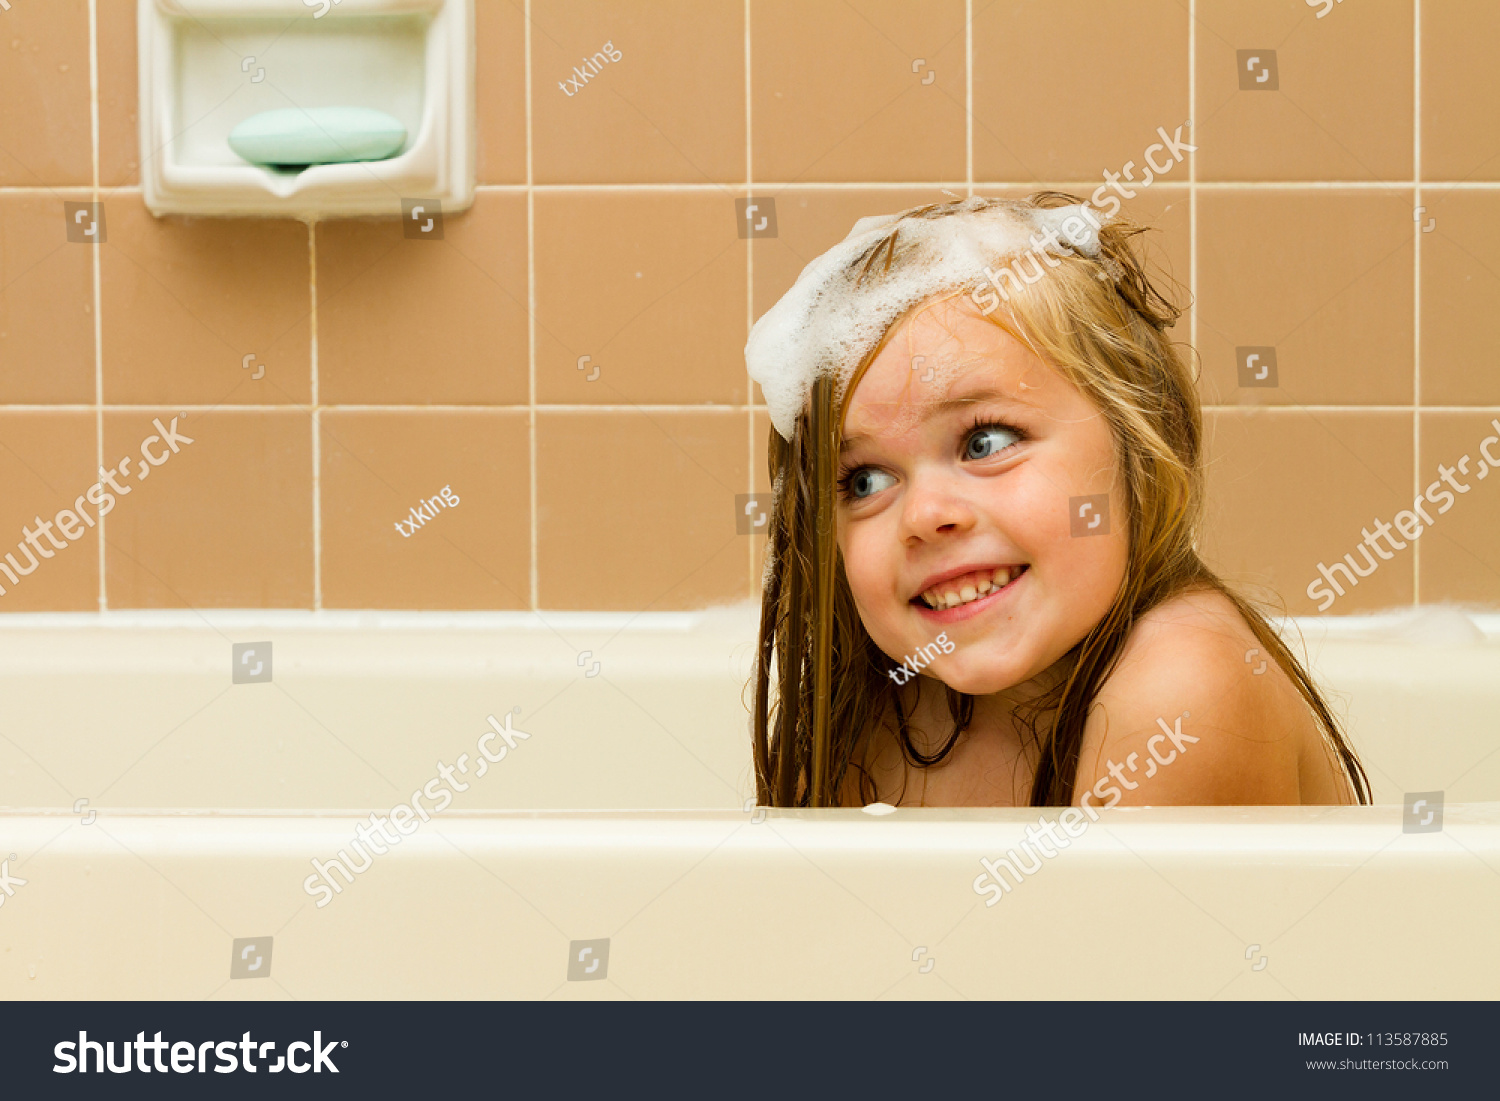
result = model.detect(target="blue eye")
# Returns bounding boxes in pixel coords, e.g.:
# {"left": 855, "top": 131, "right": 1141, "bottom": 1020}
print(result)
{"left": 964, "top": 421, "right": 1022, "bottom": 460}
{"left": 838, "top": 466, "right": 896, "bottom": 500}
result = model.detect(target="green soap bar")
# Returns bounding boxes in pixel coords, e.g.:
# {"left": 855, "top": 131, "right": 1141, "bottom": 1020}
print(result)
{"left": 228, "top": 107, "right": 407, "bottom": 167}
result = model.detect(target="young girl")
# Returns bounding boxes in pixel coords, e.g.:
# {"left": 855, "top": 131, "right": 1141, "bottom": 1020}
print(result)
{"left": 744, "top": 193, "right": 1370, "bottom": 809}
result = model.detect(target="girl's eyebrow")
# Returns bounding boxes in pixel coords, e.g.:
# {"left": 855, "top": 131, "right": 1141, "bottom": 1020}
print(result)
{"left": 840, "top": 387, "right": 1025, "bottom": 452}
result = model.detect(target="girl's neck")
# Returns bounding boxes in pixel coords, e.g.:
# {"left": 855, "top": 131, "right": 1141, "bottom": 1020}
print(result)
{"left": 900, "top": 648, "right": 1078, "bottom": 759}
{"left": 972, "top": 647, "right": 1079, "bottom": 733}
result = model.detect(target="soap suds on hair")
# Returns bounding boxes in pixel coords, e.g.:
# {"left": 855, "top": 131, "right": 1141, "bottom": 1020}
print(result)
{"left": 745, "top": 196, "right": 1109, "bottom": 441}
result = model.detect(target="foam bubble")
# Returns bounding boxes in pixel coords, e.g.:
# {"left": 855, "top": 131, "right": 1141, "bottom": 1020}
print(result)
{"left": 745, "top": 196, "right": 1109, "bottom": 441}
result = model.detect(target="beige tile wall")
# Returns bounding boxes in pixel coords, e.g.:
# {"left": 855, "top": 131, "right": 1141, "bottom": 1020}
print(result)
{"left": 0, "top": 0, "right": 1496, "bottom": 613}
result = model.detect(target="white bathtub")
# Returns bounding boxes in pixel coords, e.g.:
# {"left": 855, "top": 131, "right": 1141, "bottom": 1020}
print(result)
{"left": 1, "top": 604, "right": 1497, "bottom": 998}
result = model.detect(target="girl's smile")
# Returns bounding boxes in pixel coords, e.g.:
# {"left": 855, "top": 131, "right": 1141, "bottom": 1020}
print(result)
{"left": 909, "top": 562, "right": 1030, "bottom": 621}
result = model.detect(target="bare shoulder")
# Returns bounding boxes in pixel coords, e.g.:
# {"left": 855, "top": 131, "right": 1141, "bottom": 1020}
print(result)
{"left": 1075, "top": 585, "right": 1311, "bottom": 806}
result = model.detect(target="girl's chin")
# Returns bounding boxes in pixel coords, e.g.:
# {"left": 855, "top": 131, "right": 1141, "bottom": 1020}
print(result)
{"left": 936, "top": 671, "right": 1023, "bottom": 697}
{"left": 898, "top": 660, "right": 1024, "bottom": 698}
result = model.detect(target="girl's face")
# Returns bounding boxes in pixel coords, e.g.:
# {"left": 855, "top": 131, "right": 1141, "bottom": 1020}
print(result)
{"left": 835, "top": 294, "right": 1128, "bottom": 697}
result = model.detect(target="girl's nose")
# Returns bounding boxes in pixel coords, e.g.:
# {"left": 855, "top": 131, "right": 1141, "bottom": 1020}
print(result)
{"left": 899, "top": 467, "right": 977, "bottom": 543}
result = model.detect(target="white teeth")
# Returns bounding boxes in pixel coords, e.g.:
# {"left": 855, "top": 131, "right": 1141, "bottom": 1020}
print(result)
{"left": 917, "top": 567, "right": 1024, "bottom": 610}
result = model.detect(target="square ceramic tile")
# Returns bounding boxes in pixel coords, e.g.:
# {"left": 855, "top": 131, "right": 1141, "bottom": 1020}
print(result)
{"left": 1194, "top": 0, "right": 1413, "bottom": 182}
{"left": 97, "top": 0, "right": 140, "bottom": 189}
{"left": 1417, "top": 189, "right": 1500, "bottom": 406}
{"left": 1196, "top": 189, "right": 1413, "bottom": 406}
{"left": 533, "top": 0, "right": 745, "bottom": 184}
{"left": 1202, "top": 408, "right": 1414, "bottom": 614}
{"left": 751, "top": 0, "right": 966, "bottom": 184}
{"left": 475, "top": 0, "right": 528, "bottom": 185}
{"left": 317, "top": 191, "right": 528, "bottom": 405}
{"left": 319, "top": 410, "right": 530, "bottom": 609}
{"left": 0, "top": 0, "right": 93, "bottom": 186}
{"left": 973, "top": 0, "right": 1189, "bottom": 185}
{"left": 0, "top": 193, "right": 96, "bottom": 403}
{"left": 536, "top": 410, "right": 747, "bottom": 609}
{"left": 1416, "top": 412, "right": 1500, "bottom": 604}
{"left": 100, "top": 195, "right": 311, "bottom": 405}
{"left": 1421, "top": 0, "right": 1500, "bottom": 182}
{"left": 534, "top": 191, "right": 746, "bottom": 405}
{"left": 102, "top": 409, "right": 313, "bottom": 608}
{"left": 0, "top": 412, "right": 99, "bottom": 611}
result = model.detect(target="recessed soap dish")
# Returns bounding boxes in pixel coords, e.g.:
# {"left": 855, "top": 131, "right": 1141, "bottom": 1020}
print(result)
{"left": 138, "top": 0, "right": 474, "bottom": 218}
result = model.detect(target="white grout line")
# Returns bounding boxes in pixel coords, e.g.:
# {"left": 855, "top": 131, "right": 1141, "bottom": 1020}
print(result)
{"left": 1189, "top": 0, "right": 1197, "bottom": 410}
{"left": 1413, "top": 0, "right": 1423, "bottom": 606}
{"left": 88, "top": 0, "right": 106, "bottom": 611}
{"left": 0, "top": 404, "right": 779, "bottom": 413}
{"left": 525, "top": 0, "right": 538, "bottom": 611}
{"left": 965, "top": 0, "right": 973, "bottom": 197}
{"left": 0, "top": 608, "right": 738, "bottom": 631}
{"left": 309, "top": 220, "right": 322, "bottom": 611}
{"left": 411, "top": 180, "right": 1500, "bottom": 191}
{"left": 745, "top": 0, "right": 755, "bottom": 599}
{"left": 16, "top": 179, "right": 1500, "bottom": 196}
{"left": 3, "top": 403, "right": 1496, "bottom": 414}
{"left": 1188, "top": 180, "right": 1426, "bottom": 190}
{"left": 1201, "top": 405, "right": 1500, "bottom": 413}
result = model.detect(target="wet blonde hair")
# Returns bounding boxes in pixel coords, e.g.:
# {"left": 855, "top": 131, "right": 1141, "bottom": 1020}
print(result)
{"left": 750, "top": 192, "right": 1370, "bottom": 808}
